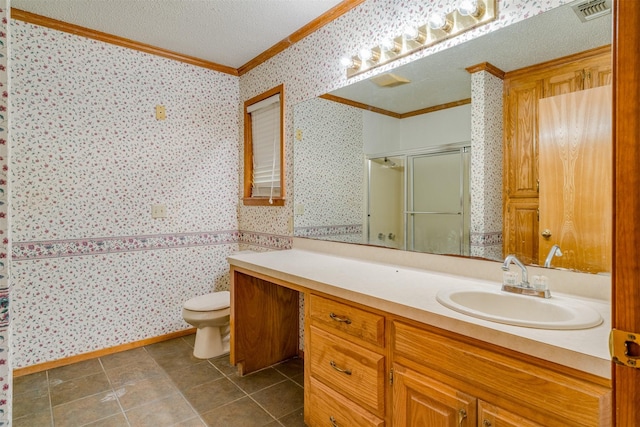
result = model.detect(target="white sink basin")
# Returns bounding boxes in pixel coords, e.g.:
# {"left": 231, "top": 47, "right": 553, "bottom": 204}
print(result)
{"left": 436, "top": 287, "right": 603, "bottom": 330}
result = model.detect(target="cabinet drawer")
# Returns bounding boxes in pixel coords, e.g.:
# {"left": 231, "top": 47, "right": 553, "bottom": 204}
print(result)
{"left": 309, "top": 325, "right": 385, "bottom": 416}
{"left": 309, "top": 294, "right": 385, "bottom": 347}
{"left": 478, "top": 401, "right": 544, "bottom": 427}
{"left": 307, "top": 377, "right": 384, "bottom": 427}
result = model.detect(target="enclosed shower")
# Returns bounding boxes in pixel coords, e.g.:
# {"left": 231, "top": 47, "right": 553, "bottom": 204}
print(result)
{"left": 367, "top": 145, "right": 470, "bottom": 255}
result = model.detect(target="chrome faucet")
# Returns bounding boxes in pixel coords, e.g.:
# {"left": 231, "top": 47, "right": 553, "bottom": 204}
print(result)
{"left": 501, "top": 254, "right": 551, "bottom": 298}
{"left": 502, "top": 254, "right": 529, "bottom": 286}
{"left": 543, "top": 244, "right": 563, "bottom": 268}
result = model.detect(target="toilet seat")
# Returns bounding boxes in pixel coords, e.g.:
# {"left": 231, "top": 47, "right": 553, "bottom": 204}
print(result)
{"left": 183, "top": 291, "right": 230, "bottom": 312}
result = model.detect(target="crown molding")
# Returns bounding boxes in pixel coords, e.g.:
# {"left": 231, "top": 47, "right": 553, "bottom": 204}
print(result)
{"left": 237, "top": 0, "right": 367, "bottom": 76}
{"left": 12, "top": 0, "right": 366, "bottom": 77}
{"left": 11, "top": 8, "right": 239, "bottom": 76}
{"left": 320, "top": 94, "right": 471, "bottom": 119}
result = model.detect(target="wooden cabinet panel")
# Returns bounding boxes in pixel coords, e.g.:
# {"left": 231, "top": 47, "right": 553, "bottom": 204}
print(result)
{"left": 503, "top": 199, "right": 538, "bottom": 263}
{"left": 393, "top": 321, "right": 611, "bottom": 427}
{"left": 392, "top": 363, "right": 477, "bottom": 427}
{"left": 478, "top": 401, "right": 544, "bottom": 427}
{"left": 587, "top": 65, "right": 612, "bottom": 88}
{"left": 309, "top": 294, "right": 385, "bottom": 347}
{"left": 542, "top": 48, "right": 612, "bottom": 96}
{"left": 230, "top": 271, "right": 299, "bottom": 375}
{"left": 544, "top": 68, "right": 584, "bottom": 96}
{"left": 504, "top": 78, "right": 543, "bottom": 198}
{"left": 307, "top": 376, "right": 384, "bottom": 427}
{"left": 585, "top": 52, "right": 612, "bottom": 89}
{"left": 309, "top": 325, "right": 386, "bottom": 416}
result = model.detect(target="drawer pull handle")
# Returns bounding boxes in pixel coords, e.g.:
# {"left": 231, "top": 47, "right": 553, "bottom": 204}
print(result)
{"left": 329, "top": 415, "right": 339, "bottom": 427}
{"left": 330, "top": 360, "right": 352, "bottom": 375}
{"left": 329, "top": 312, "right": 352, "bottom": 324}
{"left": 458, "top": 409, "right": 467, "bottom": 427}
{"left": 483, "top": 420, "right": 492, "bottom": 427}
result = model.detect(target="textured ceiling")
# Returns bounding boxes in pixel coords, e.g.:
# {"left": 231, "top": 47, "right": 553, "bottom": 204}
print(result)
{"left": 11, "top": 0, "right": 345, "bottom": 69}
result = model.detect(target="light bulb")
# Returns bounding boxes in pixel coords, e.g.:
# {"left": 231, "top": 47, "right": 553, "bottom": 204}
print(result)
{"left": 458, "top": 0, "right": 484, "bottom": 18}
{"left": 340, "top": 56, "right": 360, "bottom": 70}
{"left": 403, "top": 26, "right": 420, "bottom": 41}
{"left": 428, "top": 12, "right": 452, "bottom": 32}
{"left": 359, "top": 48, "right": 373, "bottom": 62}
{"left": 381, "top": 38, "right": 401, "bottom": 54}
{"left": 340, "top": 57, "right": 353, "bottom": 67}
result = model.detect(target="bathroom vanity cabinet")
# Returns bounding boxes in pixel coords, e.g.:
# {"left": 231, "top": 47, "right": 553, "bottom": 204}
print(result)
{"left": 228, "top": 251, "right": 611, "bottom": 427}
{"left": 392, "top": 321, "right": 610, "bottom": 427}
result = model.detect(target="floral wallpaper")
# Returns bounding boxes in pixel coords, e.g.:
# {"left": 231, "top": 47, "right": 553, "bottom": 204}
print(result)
{"left": 0, "top": 2, "right": 9, "bottom": 424}
{"left": 9, "top": 19, "right": 240, "bottom": 368}
{"left": 470, "top": 70, "right": 504, "bottom": 261}
{"left": 293, "top": 97, "right": 364, "bottom": 240}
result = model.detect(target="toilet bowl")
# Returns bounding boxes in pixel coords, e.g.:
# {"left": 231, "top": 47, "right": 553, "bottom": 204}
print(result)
{"left": 182, "top": 291, "right": 230, "bottom": 359}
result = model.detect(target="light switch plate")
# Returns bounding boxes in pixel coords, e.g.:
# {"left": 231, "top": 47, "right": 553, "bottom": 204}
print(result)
{"left": 155, "top": 105, "right": 166, "bottom": 120}
{"left": 151, "top": 204, "right": 167, "bottom": 218}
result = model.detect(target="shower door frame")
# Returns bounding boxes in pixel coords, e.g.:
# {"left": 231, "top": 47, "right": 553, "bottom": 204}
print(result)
{"left": 405, "top": 144, "right": 470, "bottom": 256}
{"left": 367, "top": 142, "right": 470, "bottom": 254}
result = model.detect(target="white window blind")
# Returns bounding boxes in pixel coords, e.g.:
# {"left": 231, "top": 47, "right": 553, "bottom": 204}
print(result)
{"left": 249, "top": 94, "right": 281, "bottom": 200}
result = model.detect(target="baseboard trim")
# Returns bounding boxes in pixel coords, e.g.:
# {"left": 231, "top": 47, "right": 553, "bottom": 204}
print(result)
{"left": 13, "top": 328, "right": 197, "bottom": 377}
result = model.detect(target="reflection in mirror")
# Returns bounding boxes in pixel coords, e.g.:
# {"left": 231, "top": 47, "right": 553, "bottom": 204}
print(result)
{"left": 293, "top": 3, "right": 612, "bottom": 273}
{"left": 368, "top": 156, "right": 405, "bottom": 250}
{"left": 368, "top": 146, "right": 471, "bottom": 256}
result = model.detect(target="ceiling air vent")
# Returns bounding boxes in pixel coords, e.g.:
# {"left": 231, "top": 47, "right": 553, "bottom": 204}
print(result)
{"left": 370, "top": 73, "right": 411, "bottom": 88}
{"left": 571, "top": 0, "right": 612, "bottom": 23}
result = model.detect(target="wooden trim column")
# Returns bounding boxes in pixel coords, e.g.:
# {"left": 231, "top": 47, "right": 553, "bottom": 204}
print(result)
{"left": 612, "top": 0, "right": 640, "bottom": 425}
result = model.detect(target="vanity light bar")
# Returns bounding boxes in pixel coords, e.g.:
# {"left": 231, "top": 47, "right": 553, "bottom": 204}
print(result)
{"left": 342, "top": 0, "right": 496, "bottom": 78}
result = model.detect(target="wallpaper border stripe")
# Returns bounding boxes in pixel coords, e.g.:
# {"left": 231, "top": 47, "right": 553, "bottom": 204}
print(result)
{"left": 12, "top": 231, "right": 294, "bottom": 260}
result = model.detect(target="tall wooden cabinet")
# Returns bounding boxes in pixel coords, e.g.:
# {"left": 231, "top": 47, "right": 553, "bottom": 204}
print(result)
{"left": 503, "top": 46, "right": 612, "bottom": 266}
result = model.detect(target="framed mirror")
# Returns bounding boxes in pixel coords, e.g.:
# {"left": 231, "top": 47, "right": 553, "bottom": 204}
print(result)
{"left": 293, "top": 2, "right": 612, "bottom": 273}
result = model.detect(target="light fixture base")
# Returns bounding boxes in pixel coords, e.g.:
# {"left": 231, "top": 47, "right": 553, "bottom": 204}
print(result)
{"left": 346, "top": 0, "right": 496, "bottom": 78}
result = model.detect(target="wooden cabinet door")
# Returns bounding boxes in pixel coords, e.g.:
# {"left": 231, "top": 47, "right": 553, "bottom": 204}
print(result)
{"left": 543, "top": 50, "right": 612, "bottom": 96}
{"left": 503, "top": 199, "right": 538, "bottom": 263}
{"left": 544, "top": 68, "right": 584, "bottom": 96}
{"left": 538, "top": 85, "right": 612, "bottom": 273}
{"left": 585, "top": 52, "right": 612, "bottom": 89}
{"left": 478, "top": 401, "right": 544, "bottom": 427}
{"left": 504, "top": 78, "right": 543, "bottom": 199}
{"left": 392, "top": 364, "right": 476, "bottom": 427}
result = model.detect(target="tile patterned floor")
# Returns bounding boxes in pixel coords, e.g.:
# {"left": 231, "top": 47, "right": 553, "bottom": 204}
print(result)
{"left": 13, "top": 334, "right": 305, "bottom": 427}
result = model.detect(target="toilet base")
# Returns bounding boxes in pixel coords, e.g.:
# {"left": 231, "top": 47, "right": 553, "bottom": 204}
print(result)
{"left": 193, "top": 325, "right": 230, "bottom": 359}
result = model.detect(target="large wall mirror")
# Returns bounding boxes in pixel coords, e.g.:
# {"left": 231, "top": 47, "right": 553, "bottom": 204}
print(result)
{"left": 293, "top": 2, "right": 612, "bottom": 274}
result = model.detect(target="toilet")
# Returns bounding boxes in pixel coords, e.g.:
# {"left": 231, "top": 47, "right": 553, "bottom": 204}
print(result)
{"left": 182, "top": 291, "right": 230, "bottom": 359}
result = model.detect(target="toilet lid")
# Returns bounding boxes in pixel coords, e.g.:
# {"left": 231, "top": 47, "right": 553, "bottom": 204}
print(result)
{"left": 183, "top": 291, "right": 230, "bottom": 311}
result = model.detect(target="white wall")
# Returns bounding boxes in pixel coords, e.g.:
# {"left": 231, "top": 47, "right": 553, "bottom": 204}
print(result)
{"left": 364, "top": 104, "right": 471, "bottom": 156}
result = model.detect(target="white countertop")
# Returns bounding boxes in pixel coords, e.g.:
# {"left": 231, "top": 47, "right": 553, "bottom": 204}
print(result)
{"left": 227, "top": 248, "right": 611, "bottom": 379}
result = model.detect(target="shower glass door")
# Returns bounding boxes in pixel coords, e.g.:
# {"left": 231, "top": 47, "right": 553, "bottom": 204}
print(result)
{"left": 367, "top": 156, "right": 405, "bottom": 249}
{"left": 406, "top": 148, "right": 470, "bottom": 255}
